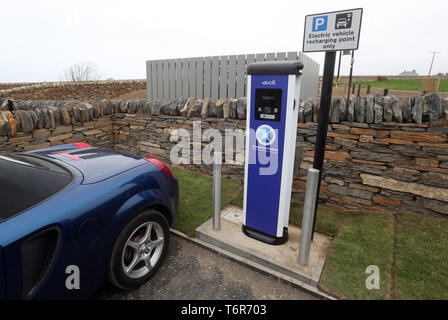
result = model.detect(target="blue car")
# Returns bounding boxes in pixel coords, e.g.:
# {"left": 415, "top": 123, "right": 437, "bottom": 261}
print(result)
{"left": 0, "top": 143, "right": 179, "bottom": 299}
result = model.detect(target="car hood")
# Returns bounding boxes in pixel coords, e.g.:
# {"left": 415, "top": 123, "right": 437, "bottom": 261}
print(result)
{"left": 25, "top": 147, "right": 147, "bottom": 184}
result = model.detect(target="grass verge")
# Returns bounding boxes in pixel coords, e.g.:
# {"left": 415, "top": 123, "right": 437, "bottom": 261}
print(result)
{"left": 353, "top": 79, "right": 448, "bottom": 92}
{"left": 319, "top": 211, "right": 394, "bottom": 299}
{"left": 171, "top": 166, "right": 448, "bottom": 299}
{"left": 171, "top": 166, "right": 242, "bottom": 236}
{"left": 392, "top": 212, "right": 448, "bottom": 299}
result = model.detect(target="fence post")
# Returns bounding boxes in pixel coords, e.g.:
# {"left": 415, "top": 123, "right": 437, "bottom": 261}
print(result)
{"left": 357, "top": 84, "right": 361, "bottom": 98}
{"left": 212, "top": 152, "right": 222, "bottom": 230}
{"left": 384, "top": 88, "right": 389, "bottom": 96}
{"left": 367, "top": 84, "right": 371, "bottom": 95}
{"left": 299, "top": 168, "right": 320, "bottom": 266}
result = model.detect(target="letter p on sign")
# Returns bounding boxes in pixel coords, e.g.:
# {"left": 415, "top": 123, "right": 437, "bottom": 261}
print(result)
{"left": 312, "top": 16, "right": 328, "bottom": 32}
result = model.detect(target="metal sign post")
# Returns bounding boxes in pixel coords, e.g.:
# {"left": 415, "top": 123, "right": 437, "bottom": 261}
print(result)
{"left": 300, "top": 9, "right": 363, "bottom": 259}
{"left": 212, "top": 152, "right": 222, "bottom": 230}
{"left": 346, "top": 50, "right": 355, "bottom": 108}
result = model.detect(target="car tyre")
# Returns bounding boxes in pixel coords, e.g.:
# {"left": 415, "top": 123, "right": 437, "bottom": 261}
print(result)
{"left": 108, "top": 209, "right": 170, "bottom": 290}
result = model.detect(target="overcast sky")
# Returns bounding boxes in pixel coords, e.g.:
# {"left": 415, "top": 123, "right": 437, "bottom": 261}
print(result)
{"left": 1, "top": 0, "right": 447, "bottom": 82}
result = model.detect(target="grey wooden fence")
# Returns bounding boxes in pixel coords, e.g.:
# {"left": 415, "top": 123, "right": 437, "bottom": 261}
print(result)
{"left": 146, "top": 52, "right": 320, "bottom": 102}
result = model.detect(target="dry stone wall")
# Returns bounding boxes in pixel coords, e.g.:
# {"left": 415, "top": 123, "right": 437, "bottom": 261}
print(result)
{"left": 1, "top": 94, "right": 448, "bottom": 218}
{"left": 0, "top": 80, "right": 145, "bottom": 101}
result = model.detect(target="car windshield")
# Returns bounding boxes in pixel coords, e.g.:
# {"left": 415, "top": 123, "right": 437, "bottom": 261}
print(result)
{"left": 0, "top": 154, "right": 73, "bottom": 221}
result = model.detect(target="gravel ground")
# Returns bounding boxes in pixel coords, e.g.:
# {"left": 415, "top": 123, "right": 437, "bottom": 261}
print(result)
{"left": 94, "top": 234, "right": 317, "bottom": 300}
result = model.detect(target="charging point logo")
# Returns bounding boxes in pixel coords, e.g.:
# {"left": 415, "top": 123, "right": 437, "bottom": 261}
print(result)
{"left": 256, "top": 125, "right": 276, "bottom": 146}
{"left": 312, "top": 15, "right": 328, "bottom": 32}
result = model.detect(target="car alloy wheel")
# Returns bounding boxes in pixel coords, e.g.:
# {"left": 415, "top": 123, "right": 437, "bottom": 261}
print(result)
{"left": 108, "top": 210, "right": 170, "bottom": 290}
{"left": 121, "top": 221, "right": 164, "bottom": 279}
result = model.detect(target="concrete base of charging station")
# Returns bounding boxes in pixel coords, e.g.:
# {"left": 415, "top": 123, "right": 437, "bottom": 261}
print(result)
{"left": 195, "top": 206, "right": 333, "bottom": 289}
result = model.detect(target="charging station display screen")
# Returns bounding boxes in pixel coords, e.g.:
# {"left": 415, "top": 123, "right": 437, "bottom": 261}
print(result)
{"left": 254, "top": 89, "right": 282, "bottom": 122}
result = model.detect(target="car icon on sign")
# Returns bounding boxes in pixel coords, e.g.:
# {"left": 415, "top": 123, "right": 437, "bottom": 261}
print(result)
{"left": 337, "top": 18, "right": 348, "bottom": 28}
{"left": 335, "top": 12, "right": 353, "bottom": 29}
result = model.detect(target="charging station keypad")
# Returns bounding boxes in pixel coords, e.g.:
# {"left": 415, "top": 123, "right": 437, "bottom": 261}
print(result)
{"left": 254, "top": 89, "right": 282, "bottom": 122}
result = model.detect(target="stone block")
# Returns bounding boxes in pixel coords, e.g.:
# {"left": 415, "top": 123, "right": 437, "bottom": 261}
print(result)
{"left": 412, "top": 96, "right": 423, "bottom": 124}
{"left": 304, "top": 150, "right": 351, "bottom": 161}
{"left": 374, "top": 138, "right": 414, "bottom": 145}
{"left": 229, "top": 99, "right": 238, "bottom": 119}
{"left": 48, "top": 133, "right": 73, "bottom": 142}
{"left": 355, "top": 96, "right": 366, "bottom": 123}
{"left": 422, "top": 147, "right": 448, "bottom": 155}
{"left": 32, "top": 129, "right": 51, "bottom": 140}
{"left": 390, "top": 130, "right": 446, "bottom": 142}
{"left": 330, "top": 98, "right": 340, "bottom": 123}
{"left": 332, "top": 124, "right": 350, "bottom": 131}
{"left": 416, "top": 197, "right": 448, "bottom": 215}
{"left": 328, "top": 184, "right": 373, "bottom": 200}
{"left": 325, "top": 177, "right": 345, "bottom": 186}
{"left": 374, "top": 100, "right": 383, "bottom": 124}
{"left": 359, "top": 135, "right": 373, "bottom": 143}
{"left": 334, "top": 137, "right": 358, "bottom": 148}
{"left": 391, "top": 96, "right": 402, "bottom": 123}
{"left": 332, "top": 195, "right": 372, "bottom": 206}
{"left": 52, "top": 125, "right": 73, "bottom": 135}
{"left": 351, "top": 151, "right": 408, "bottom": 163}
{"left": 423, "top": 93, "right": 442, "bottom": 122}
{"left": 23, "top": 142, "right": 51, "bottom": 151}
{"left": 83, "top": 129, "right": 103, "bottom": 136}
{"left": 236, "top": 98, "right": 247, "bottom": 120}
{"left": 390, "top": 167, "right": 420, "bottom": 182}
{"left": 347, "top": 96, "right": 355, "bottom": 122}
{"left": 373, "top": 196, "right": 401, "bottom": 206}
{"left": 201, "top": 98, "right": 210, "bottom": 118}
{"left": 420, "top": 172, "right": 448, "bottom": 187}
{"left": 415, "top": 158, "right": 438, "bottom": 167}
{"left": 383, "top": 96, "right": 393, "bottom": 122}
{"left": 365, "top": 95, "right": 374, "bottom": 124}
{"left": 350, "top": 127, "right": 376, "bottom": 136}
{"left": 360, "top": 173, "right": 448, "bottom": 202}
{"left": 327, "top": 131, "right": 359, "bottom": 140}
{"left": 348, "top": 183, "right": 379, "bottom": 193}
{"left": 8, "top": 135, "right": 32, "bottom": 143}
{"left": 403, "top": 96, "right": 413, "bottom": 123}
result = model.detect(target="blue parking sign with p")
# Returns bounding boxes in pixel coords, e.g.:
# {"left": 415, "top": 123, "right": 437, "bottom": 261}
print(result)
{"left": 312, "top": 15, "right": 328, "bottom": 32}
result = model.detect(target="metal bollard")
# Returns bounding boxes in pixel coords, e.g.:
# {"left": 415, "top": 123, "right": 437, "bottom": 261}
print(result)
{"left": 298, "top": 168, "right": 320, "bottom": 266}
{"left": 212, "top": 152, "right": 222, "bottom": 230}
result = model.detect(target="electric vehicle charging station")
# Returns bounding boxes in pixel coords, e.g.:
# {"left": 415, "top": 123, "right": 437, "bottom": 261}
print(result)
{"left": 242, "top": 61, "right": 304, "bottom": 245}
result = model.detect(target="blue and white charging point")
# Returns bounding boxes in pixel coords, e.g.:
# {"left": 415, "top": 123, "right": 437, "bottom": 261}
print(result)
{"left": 243, "top": 61, "right": 304, "bottom": 245}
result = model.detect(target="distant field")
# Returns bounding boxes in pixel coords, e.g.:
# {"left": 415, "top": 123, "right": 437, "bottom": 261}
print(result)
{"left": 353, "top": 79, "right": 448, "bottom": 92}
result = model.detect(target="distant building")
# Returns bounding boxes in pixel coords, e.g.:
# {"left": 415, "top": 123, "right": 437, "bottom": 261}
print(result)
{"left": 399, "top": 70, "right": 419, "bottom": 76}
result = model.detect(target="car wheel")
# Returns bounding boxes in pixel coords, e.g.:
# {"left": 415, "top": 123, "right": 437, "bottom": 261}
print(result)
{"left": 108, "top": 209, "right": 170, "bottom": 290}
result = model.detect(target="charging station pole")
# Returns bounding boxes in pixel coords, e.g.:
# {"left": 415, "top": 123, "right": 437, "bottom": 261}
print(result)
{"left": 300, "top": 9, "right": 363, "bottom": 255}
{"left": 243, "top": 61, "right": 303, "bottom": 245}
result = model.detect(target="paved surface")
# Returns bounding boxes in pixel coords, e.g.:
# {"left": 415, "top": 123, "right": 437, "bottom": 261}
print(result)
{"left": 197, "top": 207, "right": 332, "bottom": 287}
{"left": 95, "top": 234, "right": 317, "bottom": 300}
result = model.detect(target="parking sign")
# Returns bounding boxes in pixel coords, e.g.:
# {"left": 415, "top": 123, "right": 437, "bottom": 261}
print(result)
{"left": 312, "top": 16, "right": 328, "bottom": 32}
{"left": 303, "top": 8, "right": 363, "bottom": 52}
